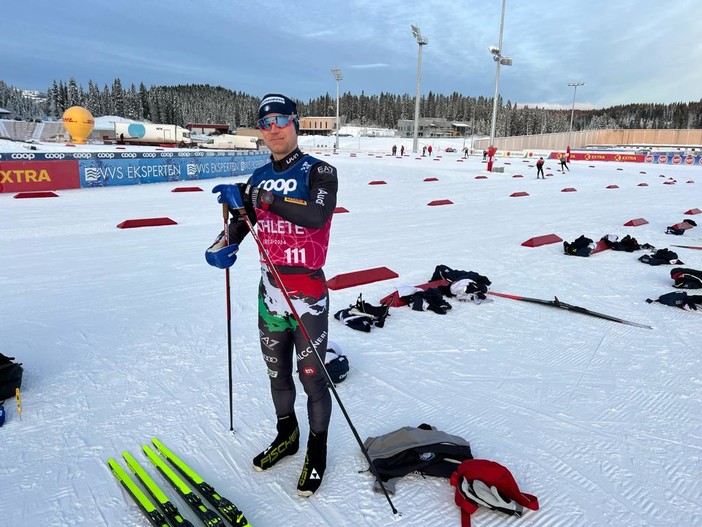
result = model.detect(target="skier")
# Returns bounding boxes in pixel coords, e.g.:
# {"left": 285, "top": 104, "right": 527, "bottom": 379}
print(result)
{"left": 400, "top": 145, "right": 405, "bottom": 156}
{"left": 427, "top": 144, "right": 433, "bottom": 156}
{"left": 207, "top": 93, "right": 338, "bottom": 497}
{"left": 391, "top": 145, "right": 397, "bottom": 156}
{"left": 560, "top": 156, "right": 569, "bottom": 173}
{"left": 536, "top": 157, "right": 545, "bottom": 179}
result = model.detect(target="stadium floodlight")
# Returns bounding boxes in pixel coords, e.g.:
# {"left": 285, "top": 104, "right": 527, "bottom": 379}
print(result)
{"left": 567, "top": 82, "right": 585, "bottom": 150}
{"left": 331, "top": 68, "right": 343, "bottom": 151}
{"left": 488, "top": 0, "right": 512, "bottom": 152}
{"left": 411, "top": 25, "right": 428, "bottom": 154}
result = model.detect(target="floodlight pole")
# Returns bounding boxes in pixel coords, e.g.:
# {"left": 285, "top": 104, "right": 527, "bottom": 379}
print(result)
{"left": 332, "top": 68, "right": 343, "bottom": 151}
{"left": 567, "top": 82, "right": 584, "bottom": 150}
{"left": 489, "top": 0, "right": 509, "bottom": 149}
{"left": 411, "top": 25, "right": 428, "bottom": 154}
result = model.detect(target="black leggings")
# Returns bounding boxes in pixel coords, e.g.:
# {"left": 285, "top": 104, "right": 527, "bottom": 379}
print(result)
{"left": 257, "top": 268, "right": 332, "bottom": 433}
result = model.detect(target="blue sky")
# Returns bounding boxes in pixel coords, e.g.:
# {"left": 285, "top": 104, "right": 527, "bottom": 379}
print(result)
{"left": 3, "top": 0, "right": 700, "bottom": 109}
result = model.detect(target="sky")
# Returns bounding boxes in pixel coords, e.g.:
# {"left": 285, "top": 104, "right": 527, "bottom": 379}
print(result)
{"left": 3, "top": 0, "right": 701, "bottom": 110}
{"left": 1, "top": 135, "right": 701, "bottom": 526}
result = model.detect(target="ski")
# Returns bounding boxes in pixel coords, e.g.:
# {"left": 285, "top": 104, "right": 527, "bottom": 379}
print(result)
{"left": 152, "top": 438, "right": 251, "bottom": 527}
{"left": 671, "top": 245, "right": 702, "bottom": 250}
{"left": 488, "top": 291, "right": 653, "bottom": 329}
{"left": 123, "top": 451, "right": 195, "bottom": 527}
{"left": 107, "top": 458, "right": 170, "bottom": 527}
{"left": 143, "top": 444, "right": 225, "bottom": 527}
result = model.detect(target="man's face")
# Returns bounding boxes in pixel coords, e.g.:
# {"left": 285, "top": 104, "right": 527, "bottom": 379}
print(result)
{"left": 259, "top": 113, "right": 298, "bottom": 160}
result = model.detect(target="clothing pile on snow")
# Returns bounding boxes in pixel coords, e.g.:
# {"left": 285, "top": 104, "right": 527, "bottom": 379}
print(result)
{"left": 400, "top": 286, "right": 453, "bottom": 314}
{"left": 451, "top": 459, "right": 539, "bottom": 527}
{"left": 600, "top": 234, "right": 652, "bottom": 252}
{"left": 671, "top": 268, "right": 702, "bottom": 289}
{"left": 334, "top": 294, "right": 390, "bottom": 332}
{"left": 324, "top": 340, "right": 349, "bottom": 384}
{"left": 666, "top": 219, "right": 697, "bottom": 236}
{"left": 638, "top": 248, "right": 684, "bottom": 266}
{"left": 430, "top": 265, "right": 492, "bottom": 303}
{"left": 563, "top": 235, "right": 596, "bottom": 257}
{"left": 0, "top": 353, "right": 23, "bottom": 402}
{"left": 363, "top": 423, "right": 474, "bottom": 494}
{"left": 646, "top": 291, "right": 702, "bottom": 310}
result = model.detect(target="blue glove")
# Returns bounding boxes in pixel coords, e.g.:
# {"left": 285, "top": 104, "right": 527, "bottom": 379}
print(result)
{"left": 205, "top": 232, "right": 239, "bottom": 269}
{"left": 213, "top": 184, "right": 244, "bottom": 210}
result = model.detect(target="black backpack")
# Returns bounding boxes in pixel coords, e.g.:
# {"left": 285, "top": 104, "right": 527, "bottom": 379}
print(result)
{"left": 0, "top": 354, "right": 23, "bottom": 401}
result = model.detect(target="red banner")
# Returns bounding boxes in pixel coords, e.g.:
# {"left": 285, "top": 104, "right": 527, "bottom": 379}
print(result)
{"left": 550, "top": 152, "right": 645, "bottom": 163}
{"left": 0, "top": 160, "right": 80, "bottom": 193}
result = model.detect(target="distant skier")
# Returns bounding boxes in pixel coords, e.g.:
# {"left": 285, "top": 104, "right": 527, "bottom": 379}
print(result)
{"left": 560, "top": 156, "right": 569, "bottom": 173}
{"left": 422, "top": 146, "right": 427, "bottom": 156}
{"left": 400, "top": 145, "right": 405, "bottom": 156}
{"left": 536, "top": 157, "right": 545, "bottom": 179}
{"left": 391, "top": 144, "right": 397, "bottom": 156}
{"left": 427, "top": 145, "right": 433, "bottom": 156}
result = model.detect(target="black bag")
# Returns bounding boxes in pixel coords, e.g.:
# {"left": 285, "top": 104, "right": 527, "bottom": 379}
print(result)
{"left": 0, "top": 354, "right": 23, "bottom": 401}
{"left": 671, "top": 268, "right": 702, "bottom": 289}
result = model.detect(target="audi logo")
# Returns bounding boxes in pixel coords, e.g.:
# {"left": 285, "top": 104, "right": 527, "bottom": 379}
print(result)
{"left": 44, "top": 153, "right": 65, "bottom": 159}
{"left": 120, "top": 153, "right": 137, "bottom": 158}
{"left": 143, "top": 152, "right": 157, "bottom": 158}
{"left": 11, "top": 153, "right": 36, "bottom": 160}
{"left": 97, "top": 153, "right": 114, "bottom": 158}
{"left": 72, "top": 153, "right": 93, "bottom": 159}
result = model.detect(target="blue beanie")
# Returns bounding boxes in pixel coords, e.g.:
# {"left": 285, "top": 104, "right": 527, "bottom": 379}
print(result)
{"left": 258, "top": 94, "right": 298, "bottom": 119}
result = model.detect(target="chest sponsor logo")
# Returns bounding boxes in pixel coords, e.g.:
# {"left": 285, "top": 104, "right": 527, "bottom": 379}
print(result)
{"left": 260, "top": 178, "right": 298, "bottom": 195}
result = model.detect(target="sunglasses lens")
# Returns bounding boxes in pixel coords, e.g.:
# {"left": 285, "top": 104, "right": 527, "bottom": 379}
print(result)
{"left": 258, "top": 115, "right": 293, "bottom": 130}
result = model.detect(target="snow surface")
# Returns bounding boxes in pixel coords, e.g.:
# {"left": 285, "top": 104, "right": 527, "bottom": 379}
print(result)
{"left": 1, "top": 137, "right": 701, "bottom": 527}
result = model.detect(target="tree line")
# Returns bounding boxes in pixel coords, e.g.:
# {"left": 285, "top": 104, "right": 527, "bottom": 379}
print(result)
{"left": 1, "top": 79, "right": 701, "bottom": 138}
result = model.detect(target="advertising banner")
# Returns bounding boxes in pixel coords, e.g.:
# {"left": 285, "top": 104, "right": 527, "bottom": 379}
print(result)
{"left": 0, "top": 159, "right": 80, "bottom": 192}
{"left": 549, "top": 152, "right": 646, "bottom": 163}
{"left": 78, "top": 151, "right": 269, "bottom": 187}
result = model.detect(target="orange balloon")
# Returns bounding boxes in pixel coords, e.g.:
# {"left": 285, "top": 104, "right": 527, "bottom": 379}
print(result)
{"left": 62, "top": 106, "right": 94, "bottom": 144}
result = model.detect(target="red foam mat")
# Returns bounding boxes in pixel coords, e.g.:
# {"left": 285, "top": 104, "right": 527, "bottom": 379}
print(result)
{"left": 327, "top": 266, "right": 399, "bottom": 291}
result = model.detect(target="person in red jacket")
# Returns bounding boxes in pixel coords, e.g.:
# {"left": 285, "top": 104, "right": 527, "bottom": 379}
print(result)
{"left": 536, "top": 157, "right": 545, "bottom": 179}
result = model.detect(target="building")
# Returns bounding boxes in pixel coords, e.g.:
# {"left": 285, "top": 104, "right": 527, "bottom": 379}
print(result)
{"left": 299, "top": 116, "right": 346, "bottom": 136}
{"left": 397, "top": 117, "right": 471, "bottom": 138}
{"left": 185, "top": 123, "right": 231, "bottom": 135}
{"left": 0, "top": 107, "right": 11, "bottom": 119}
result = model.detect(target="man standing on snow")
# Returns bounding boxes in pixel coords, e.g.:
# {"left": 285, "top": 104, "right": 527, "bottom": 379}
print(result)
{"left": 206, "top": 93, "right": 338, "bottom": 497}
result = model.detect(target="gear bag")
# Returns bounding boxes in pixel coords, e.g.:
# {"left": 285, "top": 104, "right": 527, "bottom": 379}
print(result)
{"left": 363, "top": 423, "right": 473, "bottom": 494}
{"left": 0, "top": 353, "right": 23, "bottom": 401}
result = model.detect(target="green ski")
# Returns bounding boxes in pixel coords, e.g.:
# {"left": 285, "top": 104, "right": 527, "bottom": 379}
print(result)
{"left": 123, "top": 451, "right": 195, "bottom": 527}
{"left": 152, "top": 438, "right": 251, "bottom": 527}
{"left": 107, "top": 458, "right": 170, "bottom": 527}
{"left": 143, "top": 444, "right": 225, "bottom": 527}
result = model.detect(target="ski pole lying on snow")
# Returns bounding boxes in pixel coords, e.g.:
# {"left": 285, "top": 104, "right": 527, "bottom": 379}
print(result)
{"left": 488, "top": 291, "right": 653, "bottom": 329}
{"left": 238, "top": 210, "right": 399, "bottom": 516}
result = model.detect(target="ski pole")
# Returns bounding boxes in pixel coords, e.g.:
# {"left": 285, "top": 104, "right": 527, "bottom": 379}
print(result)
{"left": 223, "top": 204, "right": 234, "bottom": 432}
{"left": 239, "top": 211, "right": 399, "bottom": 515}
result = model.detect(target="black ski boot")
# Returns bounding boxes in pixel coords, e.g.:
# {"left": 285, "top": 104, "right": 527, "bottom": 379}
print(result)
{"left": 253, "top": 413, "right": 299, "bottom": 472}
{"left": 297, "top": 430, "right": 328, "bottom": 497}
